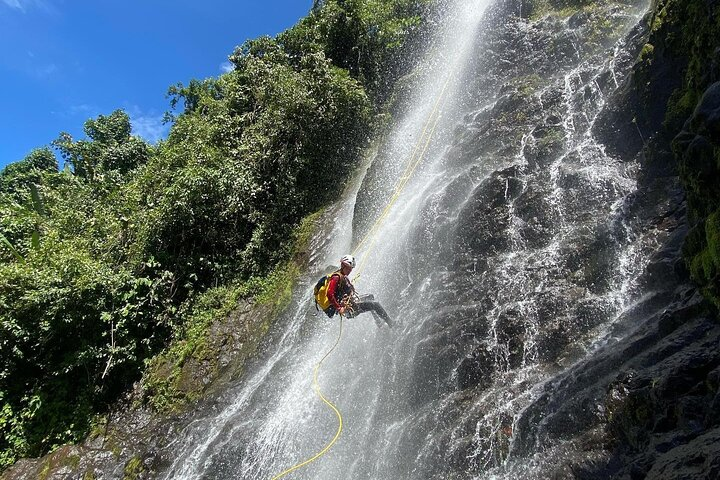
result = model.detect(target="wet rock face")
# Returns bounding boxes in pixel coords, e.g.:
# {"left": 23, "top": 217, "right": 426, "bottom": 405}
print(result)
{"left": 409, "top": 0, "right": 654, "bottom": 417}
{"left": 371, "top": 0, "right": 720, "bottom": 478}
{"left": 674, "top": 82, "right": 720, "bottom": 309}
{"left": 455, "top": 168, "right": 523, "bottom": 258}
{"left": 563, "top": 288, "right": 720, "bottom": 480}
{"left": 687, "top": 83, "right": 720, "bottom": 138}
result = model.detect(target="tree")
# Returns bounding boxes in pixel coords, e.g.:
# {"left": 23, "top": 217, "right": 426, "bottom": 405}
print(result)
{"left": 53, "top": 110, "right": 149, "bottom": 180}
{"left": 0, "top": 148, "right": 57, "bottom": 199}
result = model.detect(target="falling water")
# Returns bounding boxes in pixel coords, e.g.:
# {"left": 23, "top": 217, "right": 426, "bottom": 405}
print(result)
{"left": 158, "top": 0, "right": 668, "bottom": 478}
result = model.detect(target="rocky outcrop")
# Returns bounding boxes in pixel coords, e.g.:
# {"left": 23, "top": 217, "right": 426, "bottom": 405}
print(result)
{"left": 572, "top": 0, "right": 720, "bottom": 476}
{"left": 675, "top": 82, "right": 720, "bottom": 310}
{"left": 0, "top": 210, "right": 332, "bottom": 480}
{"left": 362, "top": 0, "right": 720, "bottom": 478}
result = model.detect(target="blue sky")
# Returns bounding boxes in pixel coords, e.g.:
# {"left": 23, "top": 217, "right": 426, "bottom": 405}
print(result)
{"left": 0, "top": 0, "right": 312, "bottom": 169}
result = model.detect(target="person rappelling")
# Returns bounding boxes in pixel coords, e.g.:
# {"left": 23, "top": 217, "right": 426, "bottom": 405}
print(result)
{"left": 314, "top": 255, "right": 394, "bottom": 327}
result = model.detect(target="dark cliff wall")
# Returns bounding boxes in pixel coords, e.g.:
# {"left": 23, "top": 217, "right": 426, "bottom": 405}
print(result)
{"left": 635, "top": 0, "right": 720, "bottom": 312}
{"left": 499, "top": 1, "right": 720, "bottom": 478}
{"left": 575, "top": 0, "right": 720, "bottom": 478}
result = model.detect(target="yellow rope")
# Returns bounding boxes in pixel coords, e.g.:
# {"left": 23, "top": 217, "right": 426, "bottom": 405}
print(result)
{"left": 352, "top": 75, "right": 453, "bottom": 261}
{"left": 270, "top": 316, "right": 345, "bottom": 480}
{"left": 270, "top": 71, "right": 454, "bottom": 480}
{"left": 352, "top": 74, "right": 453, "bottom": 280}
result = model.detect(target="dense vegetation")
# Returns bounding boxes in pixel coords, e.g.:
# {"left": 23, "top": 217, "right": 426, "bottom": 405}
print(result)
{"left": 0, "top": 0, "right": 432, "bottom": 469}
{"left": 627, "top": 0, "right": 720, "bottom": 308}
{"left": 656, "top": 0, "right": 720, "bottom": 309}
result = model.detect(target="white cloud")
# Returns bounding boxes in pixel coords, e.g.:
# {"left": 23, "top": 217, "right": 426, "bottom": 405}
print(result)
{"left": 130, "top": 111, "right": 169, "bottom": 144}
{"left": 34, "top": 62, "right": 57, "bottom": 78}
{"left": 2, "top": 0, "right": 52, "bottom": 12}
{"left": 220, "top": 61, "right": 234, "bottom": 73}
{"left": 2, "top": 0, "right": 23, "bottom": 10}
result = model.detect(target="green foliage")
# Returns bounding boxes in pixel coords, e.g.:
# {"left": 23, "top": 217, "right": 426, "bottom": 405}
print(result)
{"left": 123, "top": 456, "right": 144, "bottom": 480}
{"left": 0, "top": 148, "right": 57, "bottom": 197}
{"left": 652, "top": 0, "right": 720, "bottom": 308}
{"left": 0, "top": 233, "right": 23, "bottom": 263}
{"left": 53, "top": 110, "right": 149, "bottom": 181}
{"left": 140, "top": 213, "right": 319, "bottom": 412}
{"left": 0, "top": 0, "right": 432, "bottom": 470}
{"left": 151, "top": 42, "right": 371, "bottom": 286}
{"left": 140, "top": 283, "right": 245, "bottom": 412}
{"left": 275, "top": 0, "right": 432, "bottom": 102}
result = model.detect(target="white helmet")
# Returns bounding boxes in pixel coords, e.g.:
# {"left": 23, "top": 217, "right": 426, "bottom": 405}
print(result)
{"left": 340, "top": 254, "right": 356, "bottom": 269}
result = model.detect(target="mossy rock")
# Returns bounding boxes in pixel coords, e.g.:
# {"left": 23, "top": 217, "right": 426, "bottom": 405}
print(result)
{"left": 139, "top": 211, "right": 321, "bottom": 413}
{"left": 123, "top": 456, "right": 144, "bottom": 480}
{"left": 688, "top": 211, "right": 720, "bottom": 308}
{"left": 674, "top": 83, "right": 720, "bottom": 310}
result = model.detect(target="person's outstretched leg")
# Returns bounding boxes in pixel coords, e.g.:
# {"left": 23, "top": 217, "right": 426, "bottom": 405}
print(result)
{"left": 371, "top": 302, "right": 393, "bottom": 327}
{"left": 352, "top": 300, "right": 393, "bottom": 327}
{"left": 371, "top": 311, "right": 385, "bottom": 328}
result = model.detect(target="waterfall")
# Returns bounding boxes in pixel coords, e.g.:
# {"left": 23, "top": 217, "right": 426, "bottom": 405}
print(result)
{"left": 158, "top": 0, "right": 670, "bottom": 478}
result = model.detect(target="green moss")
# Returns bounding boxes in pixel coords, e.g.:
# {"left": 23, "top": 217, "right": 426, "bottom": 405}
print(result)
{"left": 516, "top": 75, "right": 543, "bottom": 96}
{"left": 62, "top": 453, "right": 80, "bottom": 470}
{"left": 140, "top": 210, "right": 321, "bottom": 413}
{"left": 650, "top": 2, "right": 669, "bottom": 33}
{"left": 88, "top": 415, "right": 108, "bottom": 439}
{"left": 141, "top": 355, "right": 188, "bottom": 413}
{"left": 38, "top": 460, "right": 51, "bottom": 480}
{"left": 83, "top": 470, "right": 96, "bottom": 480}
{"left": 537, "top": 128, "right": 566, "bottom": 156}
{"left": 638, "top": 43, "right": 655, "bottom": 63}
{"left": 106, "top": 438, "right": 122, "bottom": 459}
{"left": 140, "top": 280, "right": 249, "bottom": 412}
{"left": 689, "top": 211, "right": 720, "bottom": 307}
{"left": 293, "top": 210, "right": 323, "bottom": 257}
{"left": 665, "top": 87, "right": 697, "bottom": 129}
{"left": 123, "top": 456, "right": 144, "bottom": 480}
{"left": 652, "top": 0, "right": 720, "bottom": 310}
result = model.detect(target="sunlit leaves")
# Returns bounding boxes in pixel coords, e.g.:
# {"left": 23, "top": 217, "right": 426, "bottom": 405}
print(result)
{"left": 53, "top": 110, "right": 150, "bottom": 181}
{"left": 0, "top": 233, "right": 23, "bottom": 263}
{"left": 0, "top": 0, "right": 431, "bottom": 468}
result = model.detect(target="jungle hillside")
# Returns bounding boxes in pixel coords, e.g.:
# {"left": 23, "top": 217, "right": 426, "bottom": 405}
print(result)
{"left": 0, "top": 0, "right": 435, "bottom": 469}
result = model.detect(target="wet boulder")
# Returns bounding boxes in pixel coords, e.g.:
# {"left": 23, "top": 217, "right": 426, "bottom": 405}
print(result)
{"left": 645, "top": 428, "right": 720, "bottom": 479}
{"left": 454, "top": 168, "right": 524, "bottom": 260}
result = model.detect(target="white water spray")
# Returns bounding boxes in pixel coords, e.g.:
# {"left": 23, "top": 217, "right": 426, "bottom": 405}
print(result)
{"left": 159, "top": 1, "right": 667, "bottom": 478}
